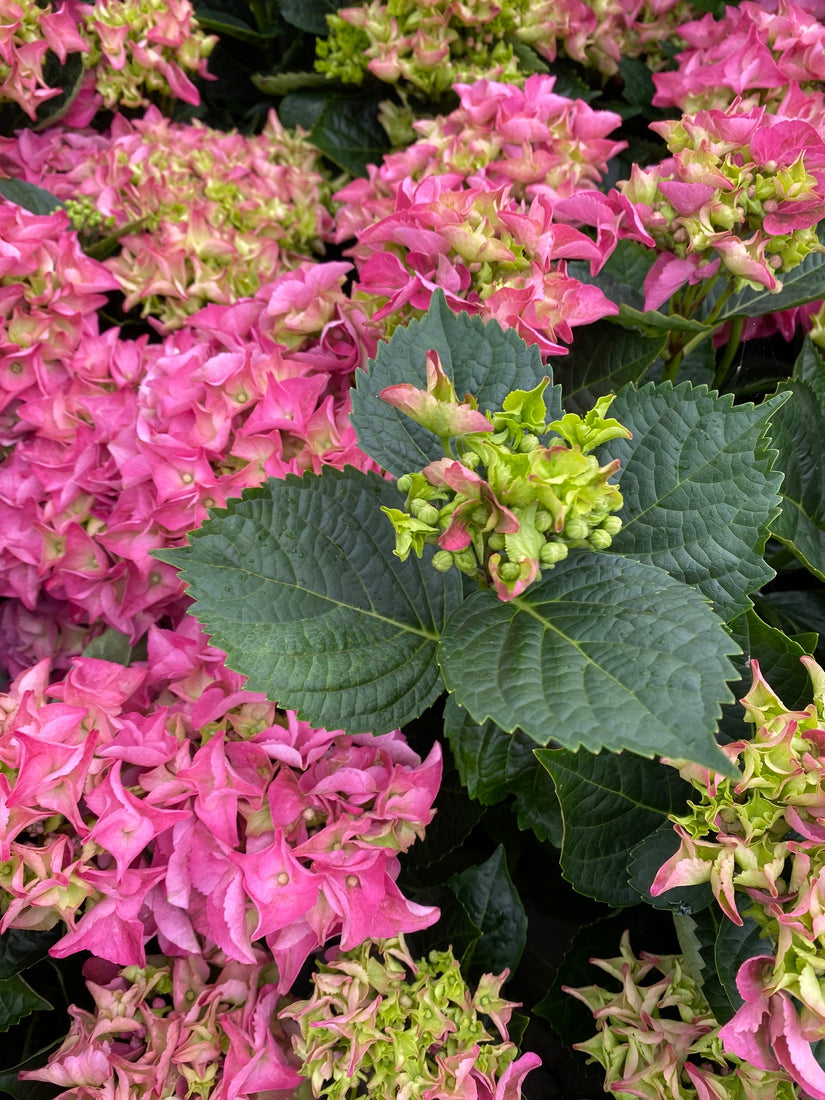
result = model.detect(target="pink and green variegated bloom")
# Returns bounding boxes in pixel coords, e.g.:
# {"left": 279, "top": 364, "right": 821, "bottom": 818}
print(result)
{"left": 565, "top": 932, "right": 797, "bottom": 1100}
{"left": 23, "top": 950, "right": 301, "bottom": 1100}
{"left": 0, "top": 0, "right": 88, "bottom": 118}
{"left": 614, "top": 104, "right": 825, "bottom": 308}
{"left": 381, "top": 379, "right": 629, "bottom": 598}
{"left": 280, "top": 934, "right": 540, "bottom": 1100}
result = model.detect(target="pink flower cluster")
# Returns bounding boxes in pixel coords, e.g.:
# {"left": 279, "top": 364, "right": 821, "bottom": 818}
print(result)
{"left": 0, "top": 0, "right": 213, "bottom": 123}
{"left": 344, "top": 176, "right": 617, "bottom": 358}
{"left": 0, "top": 108, "right": 334, "bottom": 327}
{"left": 0, "top": 0, "right": 87, "bottom": 119}
{"left": 652, "top": 658, "right": 825, "bottom": 1099}
{"left": 653, "top": 0, "right": 825, "bottom": 118}
{"left": 23, "top": 951, "right": 302, "bottom": 1100}
{"left": 0, "top": 618, "right": 442, "bottom": 980}
{"left": 0, "top": 221, "right": 369, "bottom": 673}
{"left": 334, "top": 75, "right": 625, "bottom": 242}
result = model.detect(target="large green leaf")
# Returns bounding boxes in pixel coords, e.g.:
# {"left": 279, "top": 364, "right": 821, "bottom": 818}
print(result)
{"left": 603, "top": 382, "right": 788, "bottom": 620}
{"left": 770, "top": 340, "right": 825, "bottom": 582}
{"left": 536, "top": 749, "right": 691, "bottom": 906}
{"left": 716, "top": 244, "right": 825, "bottom": 320}
{"left": 0, "top": 930, "right": 60, "bottom": 981}
{"left": 448, "top": 846, "right": 527, "bottom": 975}
{"left": 628, "top": 821, "right": 713, "bottom": 913}
{"left": 439, "top": 554, "right": 739, "bottom": 775}
{"left": 310, "top": 92, "right": 390, "bottom": 176}
{"left": 556, "top": 321, "right": 665, "bottom": 414}
{"left": 279, "top": 0, "right": 339, "bottom": 34}
{"left": 350, "top": 290, "right": 562, "bottom": 477}
{"left": 0, "top": 974, "right": 51, "bottom": 1032}
{"left": 154, "top": 468, "right": 461, "bottom": 733}
{"left": 680, "top": 909, "right": 766, "bottom": 1024}
{"left": 443, "top": 697, "right": 561, "bottom": 844}
{"left": 0, "top": 179, "right": 63, "bottom": 216}
{"left": 727, "top": 608, "right": 817, "bottom": 714}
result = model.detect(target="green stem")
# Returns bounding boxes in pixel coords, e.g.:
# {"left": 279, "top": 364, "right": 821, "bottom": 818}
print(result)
{"left": 712, "top": 313, "right": 745, "bottom": 391}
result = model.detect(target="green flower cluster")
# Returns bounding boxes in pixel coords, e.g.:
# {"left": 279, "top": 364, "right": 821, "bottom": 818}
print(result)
{"left": 316, "top": 0, "right": 532, "bottom": 97}
{"left": 379, "top": 350, "right": 630, "bottom": 600}
{"left": 565, "top": 932, "right": 795, "bottom": 1100}
{"left": 280, "top": 935, "right": 535, "bottom": 1100}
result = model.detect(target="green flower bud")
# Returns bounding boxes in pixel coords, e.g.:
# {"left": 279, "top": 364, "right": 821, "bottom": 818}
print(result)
{"left": 540, "top": 541, "right": 568, "bottom": 566}
{"left": 588, "top": 529, "right": 613, "bottom": 550}
{"left": 488, "top": 533, "right": 506, "bottom": 551}
{"left": 432, "top": 551, "right": 454, "bottom": 573}
{"left": 397, "top": 474, "right": 414, "bottom": 494}
{"left": 497, "top": 560, "right": 521, "bottom": 581}
{"left": 563, "top": 516, "right": 590, "bottom": 541}
{"left": 534, "top": 510, "right": 554, "bottom": 533}
{"left": 601, "top": 515, "right": 623, "bottom": 535}
{"left": 518, "top": 433, "right": 539, "bottom": 453}
{"left": 411, "top": 500, "right": 440, "bottom": 526}
{"left": 454, "top": 549, "right": 478, "bottom": 575}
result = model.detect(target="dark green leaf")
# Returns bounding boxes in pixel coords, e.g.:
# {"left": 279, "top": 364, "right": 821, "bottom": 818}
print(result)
{"left": 0, "top": 1046, "right": 62, "bottom": 1100}
{"left": 727, "top": 608, "right": 816, "bottom": 713}
{"left": 537, "top": 749, "right": 692, "bottom": 906}
{"left": 603, "top": 383, "right": 788, "bottom": 620}
{"left": 278, "top": 89, "right": 332, "bottom": 131}
{"left": 439, "top": 554, "right": 739, "bottom": 776}
{"left": 310, "top": 92, "right": 390, "bottom": 176}
{"left": 628, "top": 821, "right": 713, "bottom": 913}
{"left": 568, "top": 239, "right": 653, "bottom": 312}
{"left": 618, "top": 57, "right": 656, "bottom": 111}
{"left": 194, "top": 8, "right": 267, "bottom": 41}
{"left": 81, "top": 628, "right": 133, "bottom": 666}
{"left": 616, "top": 303, "right": 712, "bottom": 335}
{"left": 770, "top": 344, "right": 825, "bottom": 581}
{"left": 757, "top": 587, "right": 825, "bottom": 645}
{"left": 557, "top": 322, "right": 665, "bottom": 414}
{"left": 153, "top": 468, "right": 461, "bottom": 734}
{"left": 506, "top": 38, "right": 550, "bottom": 74}
{"left": 406, "top": 886, "right": 481, "bottom": 963}
{"left": 279, "top": 0, "right": 339, "bottom": 34}
{"left": 0, "top": 974, "right": 51, "bottom": 1033}
{"left": 0, "top": 930, "right": 61, "bottom": 982}
{"left": 448, "top": 846, "right": 528, "bottom": 974}
{"left": 0, "top": 180, "right": 63, "bottom": 216}
{"left": 252, "top": 70, "right": 329, "bottom": 94}
{"left": 404, "top": 765, "right": 485, "bottom": 873}
{"left": 683, "top": 909, "right": 766, "bottom": 1024}
{"left": 351, "top": 290, "right": 561, "bottom": 477}
{"left": 443, "top": 697, "right": 561, "bottom": 844}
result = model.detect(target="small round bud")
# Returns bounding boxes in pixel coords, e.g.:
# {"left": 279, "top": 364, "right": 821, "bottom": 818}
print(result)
{"left": 588, "top": 529, "right": 613, "bottom": 550}
{"left": 540, "top": 541, "right": 568, "bottom": 566}
{"left": 397, "top": 474, "right": 413, "bottom": 494}
{"left": 518, "top": 433, "right": 540, "bottom": 453}
{"left": 563, "top": 516, "right": 590, "bottom": 541}
{"left": 601, "top": 515, "right": 623, "bottom": 535}
{"left": 470, "top": 506, "right": 489, "bottom": 526}
{"left": 534, "top": 510, "right": 554, "bottom": 533}
{"left": 418, "top": 503, "right": 440, "bottom": 526}
{"left": 432, "top": 550, "right": 454, "bottom": 573}
{"left": 498, "top": 561, "right": 521, "bottom": 581}
{"left": 461, "top": 451, "right": 482, "bottom": 470}
{"left": 454, "top": 550, "right": 478, "bottom": 575}
{"left": 488, "top": 533, "right": 506, "bottom": 551}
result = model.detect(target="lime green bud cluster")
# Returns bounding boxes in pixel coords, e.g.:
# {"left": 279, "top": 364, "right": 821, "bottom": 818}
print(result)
{"left": 280, "top": 936, "right": 526, "bottom": 1100}
{"left": 565, "top": 932, "right": 796, "bottom": 1100}
{"left": 316, "top": 0, "right": 532, "bottom": 98}
{"left": 64, "top": 197, "right": 117, "bottom": 239}
{"left": 380, "top": 358, "right": 629, "bottom": 600}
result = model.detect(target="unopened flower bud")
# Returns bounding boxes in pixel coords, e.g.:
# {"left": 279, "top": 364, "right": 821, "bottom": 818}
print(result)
{"left": 470, "top": 506, "right": 489, "bottom": 526}
{"left": 461, "top": 451, "right": 482, "bottom": 470}
{"left": 589, "top": 529, "right": 613, "bottom": 550}
{"left": 601, "top": 515, "right": 623, "bottom": 535}
{"left": 534, "top": 510, "right": 554, "bottom": 533}
{"left": 410, "top": 499, "right": 440, "bottom": 526}
{"left": 540, "top": 541, "right": 568, "bottom": 566}
{"left": 498, "top": 561, "right": 521, "bottom": 581}
{"left": 432, "top": 550, "right": 454, "bottom": 573}
{"left": 518, "top": 433, "right": 540, "bottom": 453}
{"left": 564, "top": 517, "right": 590, "bottom": 541}
{"left": 454, "top": 549, "right": 478, "bottom": 574}
{"left": 397, "top": 474, "right": 414, "bottom": 494}
{"left": 488, "top": 533, "right": 506, "bottom": 551}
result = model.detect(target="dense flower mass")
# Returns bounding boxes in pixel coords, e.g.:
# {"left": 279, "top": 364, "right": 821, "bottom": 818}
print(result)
{"left": 281, "top": 935, "right": 541, "bottom": 1100}
{"left": 565, "top": 932, "right": 796, "bottom": 1100}
{"left": 652, "top": 659, "right": 825, "bottom": 1098}
{"left": 0, "top": 622, "right": 442, "bottom": 975}
{"left": 23, "top": 951, "right": 302, "bottom": 1100}
{"left": 0, "top": 109, "right": 333, "bottom": 326}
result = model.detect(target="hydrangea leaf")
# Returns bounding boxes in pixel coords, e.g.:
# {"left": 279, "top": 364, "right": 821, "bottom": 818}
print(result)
{"left": 725, "top": 608, "right": 817, "bottom": 719}
{"left": 677, "top": 910, "right": 764, "bottom": 1024}
{"left": 351, "top": 290, "right": 562, "bottom": 477}
{"left": 0, "top": 974, "right": 51, "bottom": 1033}
{"left": 769, "top": 340, "right": 825, "bottom": 582}
{"left": 601, "top": 382, "right": 788, "bottom": 621}
{"left": 0, "top": 180, "right": 63, "bottom": 216}
{"left": 279, "top": 0, "right": 339, "bottom": 35}
{"left": 310, "top": 92, "right": 390, "bottom": 176}
{"left": 448, "top": 846, "right": 527, "bottom": 975}
{"left": 535, "top": 749, "right": 692, "bottom": 907}
{"left": 443, "top": 697, "right": 561, "bottom": 844}
{"left": 154, "top": 467, "right": 462, "bottom": 734}
{"left": 0, "top": 930, "right": 60, "bottom": 981}
{"left": 554, "top": 320, "right": 665, "bottom": 414}
{"left": 438, "top": 554, "right": 739, "bottom": 777}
